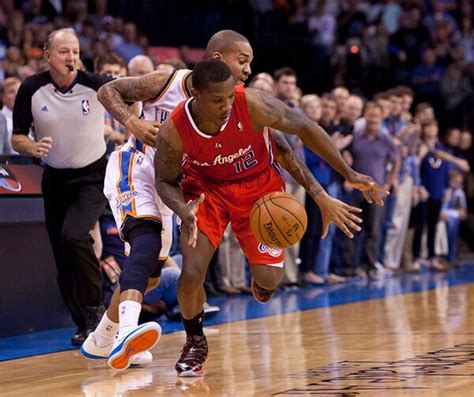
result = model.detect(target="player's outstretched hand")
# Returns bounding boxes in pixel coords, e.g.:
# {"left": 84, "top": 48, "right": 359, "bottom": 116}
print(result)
{"left": 346, "top": 172, "right": 389, "bottom": 207}
{"left": 183, "top": 193, "right": 205, "bottom": 248}
{"left": 128, "top": 118, "right": 161, "bottom": 147}
{"left": 315, "top": 192, "right": 362, "bottom": 239}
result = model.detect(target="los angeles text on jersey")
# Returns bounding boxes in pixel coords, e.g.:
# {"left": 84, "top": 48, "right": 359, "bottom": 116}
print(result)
{"left": 188, "top": 144, "right": 255, "bottom": 168}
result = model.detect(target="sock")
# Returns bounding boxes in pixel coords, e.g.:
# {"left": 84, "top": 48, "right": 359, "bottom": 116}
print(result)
{"left": 94, "top": 311, "right": 119, "bottom": 347}
{"left": 182, "top": 311, "right": 204, "bottom": 336}
{"left": 117, "top": 300, "right": 142, "bottom": 340}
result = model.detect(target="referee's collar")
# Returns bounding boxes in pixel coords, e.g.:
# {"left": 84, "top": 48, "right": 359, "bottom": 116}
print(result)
{"left": 49, "top": 70, "right": 80, "bottom": 94}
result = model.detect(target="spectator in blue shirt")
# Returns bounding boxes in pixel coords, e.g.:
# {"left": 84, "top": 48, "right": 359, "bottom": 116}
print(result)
{"left": 413, "top": 119, "right": 450, "bottom": 270}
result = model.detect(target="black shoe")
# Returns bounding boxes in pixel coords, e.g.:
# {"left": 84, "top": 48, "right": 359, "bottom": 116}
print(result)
{"left": 176, "top": 335, "right": 208, "bottom": 377}
{"left": 84, "top": 304, "right": 106, "bottom": 338}
{"left": 71, "top": 329, "right": 86, "bottom": 346}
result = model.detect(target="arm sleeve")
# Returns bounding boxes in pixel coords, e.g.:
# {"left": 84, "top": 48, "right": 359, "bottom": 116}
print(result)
{"left": 12, "top": 82, "right": 33, "bottom": 136}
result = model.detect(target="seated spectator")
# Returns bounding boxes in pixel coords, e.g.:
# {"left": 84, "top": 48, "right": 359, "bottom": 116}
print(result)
{"left": 98, "top": 209, "right": 220, "bottom": 318}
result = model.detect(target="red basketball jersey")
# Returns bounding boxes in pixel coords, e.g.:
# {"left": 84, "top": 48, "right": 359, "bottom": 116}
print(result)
{"left": 171, "top": 85, "right": 279, "bottom": 182}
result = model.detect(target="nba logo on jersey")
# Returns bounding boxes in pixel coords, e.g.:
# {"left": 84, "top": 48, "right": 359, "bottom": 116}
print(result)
{"left": 82, "top": 99, "right": 90, "bottom": 115}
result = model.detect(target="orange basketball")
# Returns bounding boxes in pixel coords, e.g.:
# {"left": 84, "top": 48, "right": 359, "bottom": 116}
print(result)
{"left": 249, "top": 191, "right": 307, "bottom": 249}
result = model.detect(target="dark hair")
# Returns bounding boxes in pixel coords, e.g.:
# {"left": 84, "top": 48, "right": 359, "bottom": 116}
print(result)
{"left": 373, "top": 91, "right": 390, "bottom": 101}
{"left": 206, "top": 30, "right": 249, "bottom": 57}
{"left": 396, "top": 85, "right": 414, "bottom": 98}
{"left": 365, "top": 101, "right": 383, "bottom": 113}
{"left": 320, "top": 92, "right": 337, "bottom": 102}
{"left": 386, "top": 87, "right": 403, "bottom": 98}
{"left": 192, "top": 59, "right": 232, "bottom": 91}
{"left": 94, "top": 54, "right": 125, "bottom": 73}
{"left": 415, "top": 102, "right": 433, "bottom": 114}
{"left": 273, "top": 66, "right": 297, "bottom": 82}
{"left": 421, "top": 118, "right": 438, "bottom": 129}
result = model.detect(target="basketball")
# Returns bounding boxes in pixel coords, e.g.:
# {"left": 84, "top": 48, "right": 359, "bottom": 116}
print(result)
{"left": 250, "top": 192, "right": 307, "bottom": 249}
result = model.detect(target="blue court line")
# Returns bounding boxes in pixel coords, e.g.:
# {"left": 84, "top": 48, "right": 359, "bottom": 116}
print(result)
{"left": 1, "top": 264, "right": 473, "bottom": 362}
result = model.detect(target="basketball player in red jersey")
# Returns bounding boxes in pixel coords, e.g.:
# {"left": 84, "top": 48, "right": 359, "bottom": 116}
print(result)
{"left": 87, "top": 30, "right": 365, "bottom": 371}
{"left": 155, "top": 59, "right": 388, "bottom": 377}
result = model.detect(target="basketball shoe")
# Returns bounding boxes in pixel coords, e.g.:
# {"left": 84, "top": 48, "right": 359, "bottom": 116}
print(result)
{"left": 251, "top": 277, "right": 276, "bottom": 303}
{"left": 108, "top": 322, "right": 162, "bottom": 370}
{"left": 175, "top": 335, "right": 208, "bottom": 377}
{"left": 80, "top": 331, "right": 153, "bottom": 366}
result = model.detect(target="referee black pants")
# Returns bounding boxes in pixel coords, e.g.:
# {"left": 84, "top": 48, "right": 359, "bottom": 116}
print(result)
{"left": 41, "top": 155, "right": 107, "bottom": 329}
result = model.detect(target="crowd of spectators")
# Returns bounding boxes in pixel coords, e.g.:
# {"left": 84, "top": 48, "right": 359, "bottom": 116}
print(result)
{"left": 0, "top": 0, "right": 473, "bottom": 317}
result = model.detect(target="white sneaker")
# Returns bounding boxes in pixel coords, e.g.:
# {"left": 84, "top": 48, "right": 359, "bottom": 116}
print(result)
{"left": 108, "top": 322, "right": 162, "bottom": 370}
{"left": 80, "top": 331, "right": 153, "bottom": 366}
{"left": 203, "top": 302, "right": 220, "bottom": 318}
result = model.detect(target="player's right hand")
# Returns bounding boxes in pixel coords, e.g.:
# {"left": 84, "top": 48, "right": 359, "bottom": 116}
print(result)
{"left": 182, "top": 193, "right": 205, "bottom": 248}
{"left": 34, "top": 136, "right": 53, "bottom": 159}
{"left": 314, "top": 192, "right": 362, "bottom": 239}
{"left": 128, "top": 118, "right": 161, "bottom": 147}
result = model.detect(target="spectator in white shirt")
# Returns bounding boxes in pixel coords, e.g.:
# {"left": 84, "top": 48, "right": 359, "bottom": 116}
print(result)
{"left": 1, "top": 77, "right": 21, "bottom": 154}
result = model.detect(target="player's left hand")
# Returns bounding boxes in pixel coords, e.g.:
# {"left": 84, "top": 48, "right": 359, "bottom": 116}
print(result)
{"left": 182, "top": 193, "right": 205, "bottom": 248}
{"left": 314, "top": 192, "right": 363, "bottom": 239}
{"left": 346, "top": 172, "right": 389, "bottom": 207}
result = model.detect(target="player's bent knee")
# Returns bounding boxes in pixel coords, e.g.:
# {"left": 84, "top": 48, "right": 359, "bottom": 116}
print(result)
{"left": 120, "top": 221, "right": 163, "bottom": 294}
{"left": 251, "top": 265, "right": 284, "bottom": 290}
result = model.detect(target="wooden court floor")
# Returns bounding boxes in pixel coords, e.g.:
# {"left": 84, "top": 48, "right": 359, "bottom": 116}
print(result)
{"left": 2, "top": 283, "right": 474, "bottom": 396}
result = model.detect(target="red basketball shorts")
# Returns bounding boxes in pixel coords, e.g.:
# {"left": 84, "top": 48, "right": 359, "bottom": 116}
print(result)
{"left": 181, "top": 166, "right": 286, "bottom": 265}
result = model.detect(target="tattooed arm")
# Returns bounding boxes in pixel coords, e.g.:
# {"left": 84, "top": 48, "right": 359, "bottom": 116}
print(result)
{"left": 247, "top": 88, "right": 388, "bottom": 206}
{"left": 272, "top": 131, "right": 324, "bottom": 199}
{"left": 273, "top": 130, "right": 362, "bottom": 238}
{"left": 97, "top": 71, "right": 173, "bottom": 147}
{"left": 154, "top": 120, "right": 204, "bottom": 247}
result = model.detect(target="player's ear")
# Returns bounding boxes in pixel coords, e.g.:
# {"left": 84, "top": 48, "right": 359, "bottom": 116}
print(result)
{"left": 211, "top": 51, "right": 223, "bottom": 60}
{"left": 190, "top": 87, "right": 200, "bottom": 98}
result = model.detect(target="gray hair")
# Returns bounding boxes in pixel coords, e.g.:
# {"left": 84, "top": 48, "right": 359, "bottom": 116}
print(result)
{"left": 43, "top": 28, "right": 79, "bottom": 51}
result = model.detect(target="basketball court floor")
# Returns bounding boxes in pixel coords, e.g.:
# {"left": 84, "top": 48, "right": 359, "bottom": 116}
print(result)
{"left": 2, "top": 263, "right": 474, "bottom": 396}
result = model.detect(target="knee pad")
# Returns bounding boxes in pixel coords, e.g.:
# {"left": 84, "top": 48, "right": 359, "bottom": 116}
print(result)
{"left": 120, "top": 221, "right": 163, "bottom": 294}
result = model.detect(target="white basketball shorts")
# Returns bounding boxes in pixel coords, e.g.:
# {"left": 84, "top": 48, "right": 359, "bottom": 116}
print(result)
{"left": 104, "top": 149, "right": 173, "bottom": 259}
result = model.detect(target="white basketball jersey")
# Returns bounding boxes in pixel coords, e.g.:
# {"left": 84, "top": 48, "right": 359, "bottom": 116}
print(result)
{"left": 121, "top": 68, "right": 192, "bottom": 162}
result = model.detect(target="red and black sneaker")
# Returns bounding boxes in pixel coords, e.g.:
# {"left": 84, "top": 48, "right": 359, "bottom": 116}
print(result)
{"left": 176, "top": 335, "right": 208, "bottom": 377}
{"left": 251, "top": 277, "right": 276, "bottom": 304}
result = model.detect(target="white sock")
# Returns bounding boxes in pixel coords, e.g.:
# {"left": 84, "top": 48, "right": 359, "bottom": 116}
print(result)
{"left": 117, "top": 300, "right": 142, "bottom": 340}
{"left": 93, "top": 311, "right": 119, "bottom": 347}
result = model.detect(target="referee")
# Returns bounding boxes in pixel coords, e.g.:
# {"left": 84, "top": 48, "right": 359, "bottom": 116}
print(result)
{"left": 12, "top": 28, "right": 112, "bottom": 346}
